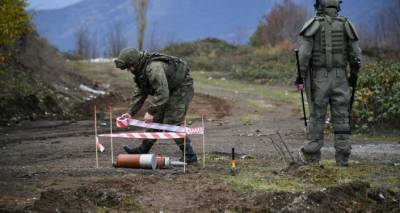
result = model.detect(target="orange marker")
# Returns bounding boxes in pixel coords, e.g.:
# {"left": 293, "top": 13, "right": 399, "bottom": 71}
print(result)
{"left": 230, "top": 147, "right": 237, "bottom": 176}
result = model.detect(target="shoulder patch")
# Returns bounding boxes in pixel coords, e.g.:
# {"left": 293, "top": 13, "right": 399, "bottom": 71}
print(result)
{"left": 344, "top": 20, "right": 359, "bottom": 41}
{"left": 300, "top": 17, "right": 321, "bottom": 37}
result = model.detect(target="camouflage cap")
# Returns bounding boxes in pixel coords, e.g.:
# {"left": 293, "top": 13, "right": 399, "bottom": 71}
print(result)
{"left": 114, "top": 48, "right": 142, "bottom": 70}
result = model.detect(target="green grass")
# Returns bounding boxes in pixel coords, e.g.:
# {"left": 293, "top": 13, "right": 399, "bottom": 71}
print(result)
{"left": 192, "top": 71, "right": 298, "bottom": 104}
{"left": 221, "top": 159, "right": 400, "bottom": 193}
{"left": 239, "top": 114, "right": 260, "bottom": 123}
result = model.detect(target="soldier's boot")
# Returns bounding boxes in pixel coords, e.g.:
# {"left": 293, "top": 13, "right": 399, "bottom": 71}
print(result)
{"left": 334, "top": 131, "right": 351, "bottom": 167}
{"left": 123, "top": 141, "right": 154, "bottom": 154}
{"left": 335, "top": 151, "right": 350, "bottom": 167}
{"left": 298, "top": 147, "right": 321, "bottom": 166}
{"left": 179, "top": 144, "right": 198, "bottom": 164}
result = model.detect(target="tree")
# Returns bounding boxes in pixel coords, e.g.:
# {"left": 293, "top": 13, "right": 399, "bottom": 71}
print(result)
{"left": 75, "top": 25, "right": 91, "bottom": 59}
{"left": 106, "top": 21, "right": 127, "bottom": 57}
{"left": 250, "top": 0, "right": 308, "bottom": 47}
{"left": 132, "top": 0, "right": 149, "bottom": 50}
{"left": 375, "top": 0, "right": 400, "bottom": 51}
{"left": 0, "top": 0, "right": 31, "bottom": 64}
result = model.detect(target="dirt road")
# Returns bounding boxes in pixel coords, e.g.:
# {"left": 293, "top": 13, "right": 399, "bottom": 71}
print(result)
{"left": 0, "top": 64, "right": 399, "bottom": 212}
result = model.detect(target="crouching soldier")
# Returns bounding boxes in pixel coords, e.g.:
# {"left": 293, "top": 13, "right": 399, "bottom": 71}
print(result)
{"left": 114, "top": 48, "right": 197, "bottom": 163}
{"left": 296, "top": 0, "right": 362, "bottom": 166}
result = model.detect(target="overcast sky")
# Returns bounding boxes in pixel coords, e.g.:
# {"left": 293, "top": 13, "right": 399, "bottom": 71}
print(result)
{"left": 26, "top": 0, "right": 83, "bottom": 10}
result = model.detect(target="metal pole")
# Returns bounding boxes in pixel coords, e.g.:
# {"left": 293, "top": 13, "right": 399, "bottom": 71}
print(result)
{"left": 94, "top": 104, "right": 99, "bottom": 168}
{"left": 294, "top": 49, "right": 308, "bottom": 127}
{"left": 109, "top": 106, "right": 114, "bottom": 165}
{"left": 202, "top": 114, "right": 205, "bottom": 168}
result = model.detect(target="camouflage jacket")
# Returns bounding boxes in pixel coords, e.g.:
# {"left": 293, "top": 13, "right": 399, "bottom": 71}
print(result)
{"left": 128, "top": 54, "right": 192, "bottom": 116}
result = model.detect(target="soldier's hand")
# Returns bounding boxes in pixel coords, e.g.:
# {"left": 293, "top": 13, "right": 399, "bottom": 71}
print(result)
{"left": 295, "top": 76, "right": 304, "bottom": 91}
{"left": 144, "top": 112, "right": 154, "bottom": 123}
{"left": 121, "top": 113, "right": 132, "bottom": 119}
{"left": 297, "top": 84, "right": 304, "bottom": 92}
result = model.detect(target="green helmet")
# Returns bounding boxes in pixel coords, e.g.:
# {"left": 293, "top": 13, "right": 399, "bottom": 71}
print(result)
{"left": 314, "top": 0, "right": 342, "bottom": 12}
{"left": 114, "top": 48, "right": 142, "bottom": 70}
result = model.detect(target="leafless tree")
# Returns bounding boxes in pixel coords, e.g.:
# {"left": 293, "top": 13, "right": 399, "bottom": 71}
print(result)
{"left": 132, "top": 0, "right": 149, "bottom": 50}
{"left": 75, "top": 25, "right": 91, "bottom": 59}
{"left": 147, "top": 25, "right": 159, "bottom": 51}
{"left": 375, "top": 0, "right": 400, "bottom": 51}
{"left": 257, "top": 0, "right": 309, "bottom": 46}
{"left": 106, "top": 21, "right": 127, "bottom": 57}
{"left": 90, "top": 31, "right": 98, "bottom": 58}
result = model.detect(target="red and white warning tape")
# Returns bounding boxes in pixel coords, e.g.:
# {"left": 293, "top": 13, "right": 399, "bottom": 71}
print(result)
{"left": 98, "top": 132, "right": 186, "bottom": 139}
{"left": 116, "top": 117, "right": 204, "bottom": 135}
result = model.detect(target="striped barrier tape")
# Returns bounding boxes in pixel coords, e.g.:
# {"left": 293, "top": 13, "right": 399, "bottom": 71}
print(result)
{"left": 98, "top": 132, "right": 186, "bottom": 139}
{"left": 116, "top": 117, "right": 204, "bottom": 135}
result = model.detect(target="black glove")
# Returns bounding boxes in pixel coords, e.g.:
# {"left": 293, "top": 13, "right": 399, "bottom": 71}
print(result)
{"left": 349, "top": 72, "right": 358, "bottom": 88}
{"left": 295, "top": 76, "right": 304, "bottom": 85}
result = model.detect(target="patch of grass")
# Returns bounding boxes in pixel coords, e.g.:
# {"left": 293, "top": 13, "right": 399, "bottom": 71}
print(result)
{"left": 249, "top": 100, "right": 268, "bottom": 112}
{"left": 185, "top": 113, "right": 202, "bottom": 122}
{"left": 192, "top": 71, "right": 298, "bottom": 104}
{"left": 121, "top": 196, "right": 144, "bottom": 211}
{"left": 239, "top": 114, "right": 259, "bottom": 123}
{"left": 71, "top": 61, "right": 132, "bottom": 82}
{"left": 223, "top": 159, "right": 400, "bottom": 193}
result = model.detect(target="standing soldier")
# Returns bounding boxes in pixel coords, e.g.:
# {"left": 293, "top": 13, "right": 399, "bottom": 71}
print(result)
{"left": 114, "top": 48, "right": 198, "bottom": 163}
{"left": 296, "top": 0, "right": 361, "bottom": 166}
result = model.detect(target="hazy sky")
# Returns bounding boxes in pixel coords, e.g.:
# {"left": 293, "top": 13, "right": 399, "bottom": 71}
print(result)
{"left": 27, "top": 0, "right": 83, "bottom": 10}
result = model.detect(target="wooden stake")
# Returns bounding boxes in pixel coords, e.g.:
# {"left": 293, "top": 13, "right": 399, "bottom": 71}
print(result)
{"left": 183, "top": 119, "right": 187, "bottom": 173}
{"left": 94, "top": 104, "right": 99, "bottom": 169}
{"left": 109, "top": 106, "right": 114, "bottom": 165}
{"left": 201, "top": 113, "right": 206, "bottom": 168}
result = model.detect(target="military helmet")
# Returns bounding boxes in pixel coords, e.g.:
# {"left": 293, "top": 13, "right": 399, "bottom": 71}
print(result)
{"left": 114, "top": 48, "right": 142, "bottom": 70}
{"left": 314, "top": 0, "right": 342, "bottom": 12}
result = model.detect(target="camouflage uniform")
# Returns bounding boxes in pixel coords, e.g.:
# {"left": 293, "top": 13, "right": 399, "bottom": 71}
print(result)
{"left": 115, "top": 48, "right": 197, "bottom": 162}
{"left": 298, "top": 0, "right": 362, "bottom": 166}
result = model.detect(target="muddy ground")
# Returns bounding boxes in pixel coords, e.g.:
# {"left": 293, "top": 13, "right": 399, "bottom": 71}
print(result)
{"left": 0, "top": 62, "right": 399, "bottom": 212}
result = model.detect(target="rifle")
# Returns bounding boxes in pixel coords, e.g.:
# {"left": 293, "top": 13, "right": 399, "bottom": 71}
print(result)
{"left": 349, "top": 58, "right": 361, "bottom": 130}
{"left": 294, "top": 49, "right": 308, "bottom": 127}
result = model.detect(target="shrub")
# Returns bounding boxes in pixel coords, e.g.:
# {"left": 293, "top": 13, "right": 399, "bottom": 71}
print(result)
{"left": 353, "top": 61, "right": 400, "bottom": 132}
{"left": 163, "top": 38, "right": 296, "bottom": 85}
{"left": 0, "top": 0, "right": 32, "bottom": 64}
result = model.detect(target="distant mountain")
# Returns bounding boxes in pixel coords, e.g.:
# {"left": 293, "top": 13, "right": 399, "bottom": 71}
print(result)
{"left": 31, "top": 0, "right": 382, "bottom": 54}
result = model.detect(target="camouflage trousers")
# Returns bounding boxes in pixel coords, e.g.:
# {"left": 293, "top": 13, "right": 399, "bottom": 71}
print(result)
{"left": 304, "top": 67, "right": 352, "bottom": 163}
{"left": 142, "top": 83, "right": 194, "bottom": 147}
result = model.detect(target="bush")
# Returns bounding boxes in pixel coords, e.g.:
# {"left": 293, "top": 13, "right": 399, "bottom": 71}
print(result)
{"left": 353, "top": 61, "right": 400, "bottom": 132}
{"left": 0, "top": 0, "right": 32, "bottom": 64}
{"left": 163, "top": 38, "right": 296, "bottom": 85}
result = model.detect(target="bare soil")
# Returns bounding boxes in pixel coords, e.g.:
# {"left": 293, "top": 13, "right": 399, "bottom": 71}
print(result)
{"left": 0, "top": 62, "right": 399, "bottom": 212}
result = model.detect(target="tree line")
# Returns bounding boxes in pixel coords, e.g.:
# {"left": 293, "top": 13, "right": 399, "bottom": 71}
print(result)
{"left": 74, "top": 0, "right": 149, "bottom": 59}
{"left": 250, "top": 0, "right": 400, "bottom": 55}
